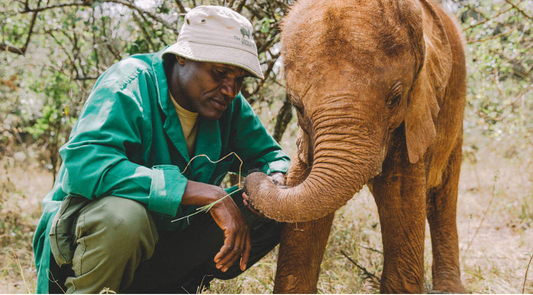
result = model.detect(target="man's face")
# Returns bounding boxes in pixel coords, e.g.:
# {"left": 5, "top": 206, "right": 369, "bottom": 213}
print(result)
{"left": 171, "top": 57, "right": 250, "bottom": 121}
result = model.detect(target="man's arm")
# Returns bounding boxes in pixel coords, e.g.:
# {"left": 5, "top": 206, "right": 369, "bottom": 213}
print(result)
{"left": 60, "top": 78, "right": 187, "bottom": 218}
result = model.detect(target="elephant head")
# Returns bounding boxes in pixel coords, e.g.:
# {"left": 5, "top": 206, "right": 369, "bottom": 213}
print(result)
{"left": 244, "top": 0, "right": 453, "bottom": 222}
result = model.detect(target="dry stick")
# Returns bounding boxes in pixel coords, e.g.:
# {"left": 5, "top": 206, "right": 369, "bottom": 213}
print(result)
{"left": 505, "top": 0, "right": 533, "bottom": 20}
{"left": 9, "top": 251, "right": 32, "bottom": 294}
{"left": 523, "top": 254, "right": 533, "bottom": 294}
{"left": 171, "top": 152, "right": 244, "bottom": 223}
{"left": 46, "top": 270, "right": 66, "bottom": 294}
{"left": 461, "top": 172, "right": 498, "bottom": 264}
{"left": 98, "top": 287, "right": 117, "bottom": 294}
{"left": 359, "top": 244, "right": 383, "bottom": 254}
{"left": 341, "top": 250, "right": 381, "bottom": 284}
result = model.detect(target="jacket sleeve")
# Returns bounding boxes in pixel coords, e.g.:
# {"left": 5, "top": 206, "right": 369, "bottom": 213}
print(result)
{"left": 59, "top": 78, "right": 186, "bottom": 218}
{"left": 229, "top": 94, "right": 291, "bottom": 175}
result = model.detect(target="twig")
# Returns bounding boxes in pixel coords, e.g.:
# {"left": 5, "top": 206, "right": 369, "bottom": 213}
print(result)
{"left": 462, "top": 6, "right": 514, "bottom": 31}
{"left": 99, "top": 287, "right": 117, "bottom": 294}
{"left": 9, "top": 251, "right": 32, "bottom": 294}
{"left": 132, "top": 11, "right": 156, "bottom": 51}
{"left": 46, "top": 269, "right": 66, "bottom": 294}
{"left": 461, "top": 172, "right": 498, "bottom": 263}
{"left": 341, "top": 250, "right": 381, "bottom": 283}
{"left": 16, "top": 2, "right": 90, "bottom": 13}
{"left": 235, "top": 0, "right": 246, "bottom": 13}
{"left": 359, "top": 244, "right": 383, "bottom": 254}
{"left": 523, "top": 254, "right": 533, "bottom": 294}
{"left": 174, "top": 0, "right": 187, "bottom": 13}
{"left": 104, "top": 0, "right": 179, "bottom": 35}
{"left": 467, "top": 30, "right": 515, "bottom": 44}
{"left": 91, "top": 9, "right": 100, "bottom": 75}
{"left": 505, "top": 0, "right": 533, "bottom": 21}
{"left": 272, "top": 94, "right": 293, "bottom": 143}
{"left": 0, "top": 43, "right": 24, "bottom": 55}
{"left": 20, "top": 0, "right": 42, "bottom": 54}
{"left": 171, "top": 152, "right": 244, "bottom": 223}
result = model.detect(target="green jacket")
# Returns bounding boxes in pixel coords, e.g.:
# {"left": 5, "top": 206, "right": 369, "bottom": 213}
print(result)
{"left": 32, "top": 49, "right": 290, "bottom": 293}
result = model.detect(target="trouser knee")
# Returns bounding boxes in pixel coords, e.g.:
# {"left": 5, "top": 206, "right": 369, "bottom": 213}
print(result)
{"left": 76, "top": 196, "right": 159, "bottom": 256}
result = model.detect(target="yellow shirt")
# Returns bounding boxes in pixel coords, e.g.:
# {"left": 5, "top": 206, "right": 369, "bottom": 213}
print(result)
{"left": 169, "top": 92, "right": 199, "bottom": 157}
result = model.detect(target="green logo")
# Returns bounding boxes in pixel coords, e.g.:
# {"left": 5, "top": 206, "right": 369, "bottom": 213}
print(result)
{"left": 240, "top": 28, "right": 251, "bottom": 39}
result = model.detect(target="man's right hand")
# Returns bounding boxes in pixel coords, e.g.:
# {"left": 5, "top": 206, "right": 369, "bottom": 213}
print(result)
{"left": 180, "top": 181, "right": 251, "bottom": 272}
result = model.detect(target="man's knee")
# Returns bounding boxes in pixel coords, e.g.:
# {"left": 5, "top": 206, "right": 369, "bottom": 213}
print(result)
{"left": 77, "top": 196, "right": 158, "bottom": 249}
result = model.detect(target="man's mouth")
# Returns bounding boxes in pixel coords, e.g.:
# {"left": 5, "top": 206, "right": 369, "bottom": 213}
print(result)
{"left": 211, "top": 98, "right": 228, "bottom": 111}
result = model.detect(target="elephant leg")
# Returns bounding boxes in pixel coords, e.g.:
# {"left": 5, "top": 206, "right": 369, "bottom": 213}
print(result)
{"left": 273, "top": 213, "right": 334, "bottom": 293}
{"left": 371, "top": 152, "right": 427, "bottom": 293}
{"left": 426, "top": 142, "right": 466, "bottom": 293}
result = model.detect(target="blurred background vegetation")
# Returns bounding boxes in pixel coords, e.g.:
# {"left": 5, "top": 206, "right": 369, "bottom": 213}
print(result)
{"left": 0, "top": 0, "right": 532, "bottom": 293}
{"left": 0, "top": 0, "right": 531, "bottom": 175}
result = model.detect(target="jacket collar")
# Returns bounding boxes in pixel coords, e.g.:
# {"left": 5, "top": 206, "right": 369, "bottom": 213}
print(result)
{"left": 152, "top": 49, "right": 222, "bottom": 183}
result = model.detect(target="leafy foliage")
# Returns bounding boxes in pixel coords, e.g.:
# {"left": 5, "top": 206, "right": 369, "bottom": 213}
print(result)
{"left": 0, "top": 0, "right": 532, "bottom": 172}
{"left": 444, "top": 0, "right": 533, "bottom": 153}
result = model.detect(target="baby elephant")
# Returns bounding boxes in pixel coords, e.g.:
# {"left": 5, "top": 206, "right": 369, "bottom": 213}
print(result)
{"left": 245, "top": 0, "right": 467, "bottom": 293}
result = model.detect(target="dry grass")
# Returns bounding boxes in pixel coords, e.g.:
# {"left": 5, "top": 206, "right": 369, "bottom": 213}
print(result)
{"left": 0, "top": 157, "right": 52, "bottom": 294}
{"left": 210, "top": 137, "right": 533, "bottom": 293}
{"left": 0, "top": 137, "right": 532, "bottom": 293}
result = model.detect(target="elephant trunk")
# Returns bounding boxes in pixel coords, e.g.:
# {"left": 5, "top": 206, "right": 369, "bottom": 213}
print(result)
{"left": 245, "top": 110, "right": 384, "bottom": 223}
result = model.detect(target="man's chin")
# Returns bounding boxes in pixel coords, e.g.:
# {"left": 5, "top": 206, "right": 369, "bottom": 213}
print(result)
{"left": 202, "top": 110, "right": 224, "bottom": 121}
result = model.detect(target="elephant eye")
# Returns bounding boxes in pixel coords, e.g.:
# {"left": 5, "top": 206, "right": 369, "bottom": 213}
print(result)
{"left": 387, "top": 82, "right": 403, "bottom": 107}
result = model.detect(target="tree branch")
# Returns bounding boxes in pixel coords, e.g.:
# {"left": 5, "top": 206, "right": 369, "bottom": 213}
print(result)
{"left": 227, "top": 0, "right": 236, "bottom": 8}
{"left": 103, "top": 0, "right": 179, "bottom": 35}
{"left": 463, "top": 6, "right": 514, "bottom": 31}
{"left": 272, "top": 94, "right": 293, "bottom": 143}
{"left": 16, "top": 2, "right": 90, "bottom": 14}
{"left": 341, "top": 250, "right": 381, "bottom": 284}
{"left": 132, "top": 12, "right": 156, "bottom": 51}
{"left": 0, "top": 43, "right": 24, "bottom": 55}
{"left": 467, "top": 29, "right": 515, "bottom": 44}
{"left": 22, "top": 2, "right": 40, "bottom": 53}
{"left": 236, "top": 0, "right": 246, "bottom": 13}
{"left": 174, "top": 0, "right": 187, "bottom": 13}
{"left": 91, "top": 9, "right": 100, "bottom": 74}
{"left": 505, "top": 0, "right": 533, "bottom": 21}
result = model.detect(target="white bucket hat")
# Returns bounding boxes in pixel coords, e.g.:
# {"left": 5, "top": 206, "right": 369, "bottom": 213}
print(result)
{"left": 163, "top": 6, "right": 264, "bottom": 79}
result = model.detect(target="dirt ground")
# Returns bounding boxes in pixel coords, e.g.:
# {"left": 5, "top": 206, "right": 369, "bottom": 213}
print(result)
{"left": 0, "top": 140, "right": 532, "bottom": 293}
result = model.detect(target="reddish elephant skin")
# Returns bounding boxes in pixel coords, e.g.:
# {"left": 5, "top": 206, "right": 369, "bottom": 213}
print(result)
{"left": 244, "top": 0, "right": 467, "bottom": 293}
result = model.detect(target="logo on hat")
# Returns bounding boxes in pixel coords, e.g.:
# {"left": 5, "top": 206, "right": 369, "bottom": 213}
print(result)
{"left": 240, "top": 28, "right": 251, "bottom": 39}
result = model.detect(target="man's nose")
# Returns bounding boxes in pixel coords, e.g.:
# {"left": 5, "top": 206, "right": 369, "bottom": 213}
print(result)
{"left": 220, "top": 79, "right": 238, "bottom": 98}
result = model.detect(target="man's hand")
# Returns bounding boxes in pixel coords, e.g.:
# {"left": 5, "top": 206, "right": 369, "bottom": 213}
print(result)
{"left": 242, "top": 172, "right": 286, "bottom": 217}
{"left": 210, "top": 193, "right": 251, "bottom": 272}
{"left": 181, "top": 181, "right": 251, "bottom": 272}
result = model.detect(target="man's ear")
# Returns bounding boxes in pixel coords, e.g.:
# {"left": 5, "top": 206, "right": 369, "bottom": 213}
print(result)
{"left": 176, "top": 55, "right": 186, "bottom": 66}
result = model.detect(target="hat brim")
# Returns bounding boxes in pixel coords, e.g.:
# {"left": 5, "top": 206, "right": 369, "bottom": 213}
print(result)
{"left": 163, "top": 41, "right": 265, "bottom": 80}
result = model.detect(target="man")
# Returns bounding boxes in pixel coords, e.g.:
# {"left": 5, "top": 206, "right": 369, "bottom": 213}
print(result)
{"left": 33, "top": 6, "right": 290, "bottom": 293}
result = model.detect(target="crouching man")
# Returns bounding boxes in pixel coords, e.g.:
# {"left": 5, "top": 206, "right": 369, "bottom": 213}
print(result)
{"left": 33, "top": 6, "right": 289, "bottom": 293}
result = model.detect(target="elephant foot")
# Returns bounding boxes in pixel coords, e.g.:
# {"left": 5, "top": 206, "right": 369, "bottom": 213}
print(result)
{"left": 379, "top": 277, "right": 425, "bottom": 294}
{"left": 432, "top": 279, "right": 467, "bottom": 294}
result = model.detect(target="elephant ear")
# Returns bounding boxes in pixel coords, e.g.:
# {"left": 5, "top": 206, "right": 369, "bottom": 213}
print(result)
{"left": 404, "top": 0, "right": 453, "bottom": 164}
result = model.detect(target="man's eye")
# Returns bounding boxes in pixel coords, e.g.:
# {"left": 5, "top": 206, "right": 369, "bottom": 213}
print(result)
{"left": 214, "top": 69, "right": 227, "bottom": 78}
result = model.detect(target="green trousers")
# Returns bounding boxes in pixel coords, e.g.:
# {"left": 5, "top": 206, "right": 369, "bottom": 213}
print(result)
{"left": 48, "top": 190, "right": 281, "bottom": 293}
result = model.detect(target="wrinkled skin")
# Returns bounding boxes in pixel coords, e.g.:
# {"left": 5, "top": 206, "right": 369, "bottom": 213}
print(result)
{"left": 244, "top": 0, "right": 467, "bottom": 293}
